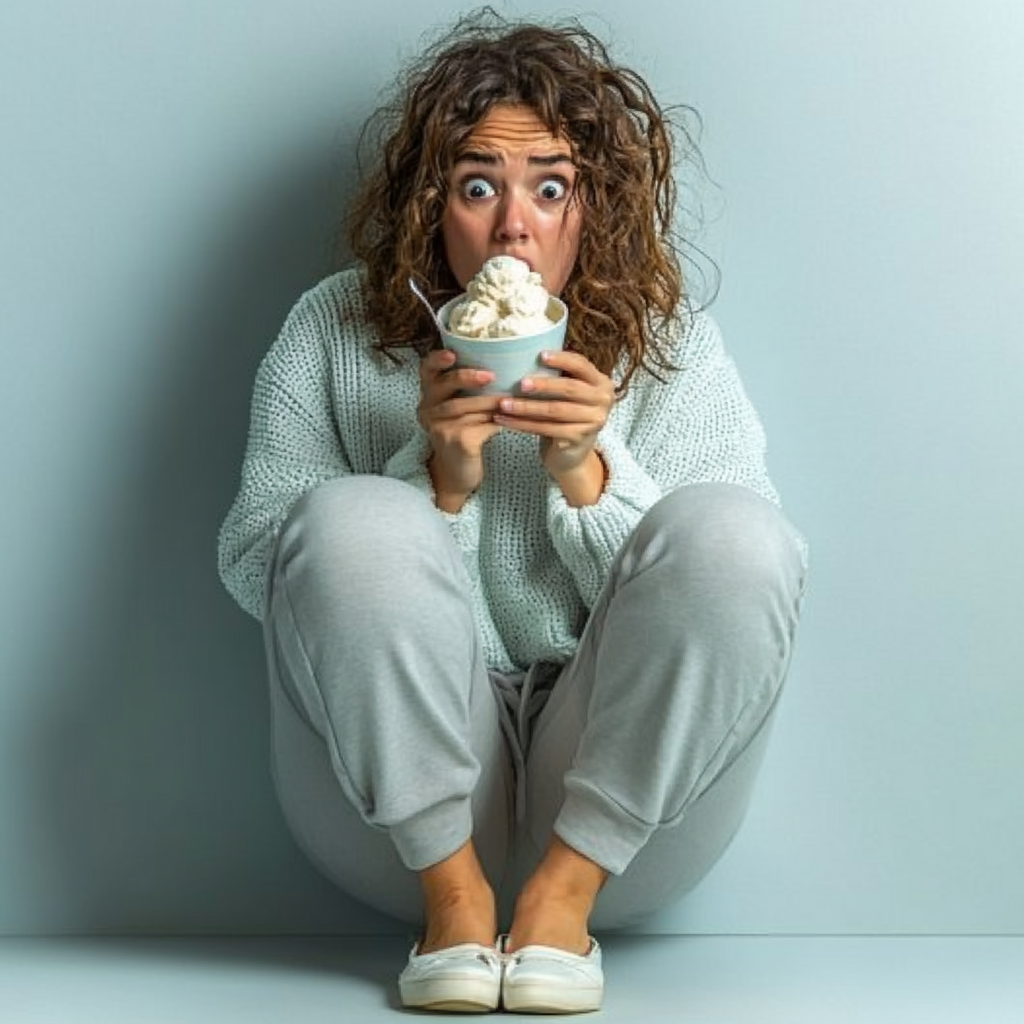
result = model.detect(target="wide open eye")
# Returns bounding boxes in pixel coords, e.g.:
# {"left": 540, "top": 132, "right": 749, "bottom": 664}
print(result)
{"left": 461, "top": 177, "right": 497, "bottom": 200}
{"left": 536, "top": 178, "right": 569, "bottom": 201}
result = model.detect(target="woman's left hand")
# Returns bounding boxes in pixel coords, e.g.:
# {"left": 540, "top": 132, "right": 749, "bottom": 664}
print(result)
{"left": 493, "top": 350, "right": 615, "bottom": 478}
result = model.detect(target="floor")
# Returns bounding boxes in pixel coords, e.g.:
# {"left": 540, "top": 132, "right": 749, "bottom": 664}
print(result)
{"left": 2, "top": 936, "right": 1022, "bottom": 1023}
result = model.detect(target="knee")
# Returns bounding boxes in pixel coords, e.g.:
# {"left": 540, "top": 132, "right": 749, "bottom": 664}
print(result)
{"left": 622, "top": 483, "right": 807, "bottom": 610}
{"left": 276, "top": 475, "right": 448, "bottom": 578}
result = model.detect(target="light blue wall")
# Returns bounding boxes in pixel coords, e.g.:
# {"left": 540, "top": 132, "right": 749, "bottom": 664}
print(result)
{"left": 2, "top": 1, "right": 1022, "bottom": 936}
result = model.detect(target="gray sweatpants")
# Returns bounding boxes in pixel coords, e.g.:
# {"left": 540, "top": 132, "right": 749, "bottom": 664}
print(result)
{"left": 263, "top": 477, "right": 806, "bottom": 929}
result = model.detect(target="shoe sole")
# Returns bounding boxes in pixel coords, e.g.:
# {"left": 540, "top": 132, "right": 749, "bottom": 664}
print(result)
{"left": 503, "top": 982, "right": 603, "bottom": 1014}
{"left": 400, "top": 976, "right": 500, "bottom": 1013}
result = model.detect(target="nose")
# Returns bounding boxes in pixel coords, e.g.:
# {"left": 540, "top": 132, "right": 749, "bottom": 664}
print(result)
{"left": 494, "top": 189, "right": 529, "bottom": 243}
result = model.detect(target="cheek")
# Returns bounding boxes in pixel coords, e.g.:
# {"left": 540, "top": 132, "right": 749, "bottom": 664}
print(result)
{"left": 441, "top": 209, "right": 485, "bottom": 287}
{"left": 547, "top": 212, "right": 582, "bottom": 292}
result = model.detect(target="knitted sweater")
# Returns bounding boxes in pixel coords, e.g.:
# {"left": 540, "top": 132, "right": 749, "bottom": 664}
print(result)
{"left": 217, "top": 267, "right": 782, "bottom": 673}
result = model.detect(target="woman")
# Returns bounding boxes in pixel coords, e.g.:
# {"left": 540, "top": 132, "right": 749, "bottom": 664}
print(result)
{"left": 218, "top": 12, "right": 807, "bottom": 1014}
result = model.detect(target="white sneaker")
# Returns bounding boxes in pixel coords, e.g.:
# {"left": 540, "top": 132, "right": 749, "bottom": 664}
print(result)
{"left": 501, "top": 937, "right": 604, "bottom": 1014}
{"left": 398, "top": 941, "right": 502, "bottom": 1012}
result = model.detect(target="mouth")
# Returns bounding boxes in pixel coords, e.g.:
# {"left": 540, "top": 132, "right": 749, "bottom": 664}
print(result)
{"left": 494, "top": 253, "right": 535, "bottom": 272}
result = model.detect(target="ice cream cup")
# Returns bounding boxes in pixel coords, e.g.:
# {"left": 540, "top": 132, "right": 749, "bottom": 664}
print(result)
{"left": 436, "top": 295, "right": 568, "bottom": 396}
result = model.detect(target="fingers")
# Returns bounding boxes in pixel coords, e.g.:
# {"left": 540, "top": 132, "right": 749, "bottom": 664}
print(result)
{"left": 493, "top": 353, "right": 613, "bottom": 441}
{"left": 494, "top": 389, "right": 607, "bottom": 443}
{"left": 517, "top": 377, "right": 604, "bottom": 406}
{"left": 420, "top": 352, "right": 498, "bottom": 410}
{"left": 492, "top": 415, "right": 592, "bottom": 441}
{"left": 533, "top": 349, "right": 613, "bottom": 387}
{"left": 493, "top": 410, "right": 602, "bottom": 441}
{"left": 420, "top": 349, "right": 492, "bottom": 388}
{"left": 419, "top": 348, "right": 613, "bottom": 444}
{"left": 519, "top": 351, "right": 615, "bottom": 407}
{"left": 428, "top": 387, "right": 501, "bottom": 423}
{"left": 500, "top": 370, "right": 614, "bottom": 420}
{"left": 418, "top": 350, "right": 504, "bottom": 449}
{"left": 419, "top": 347, "right": 458, "bottom": 381}
{"left": 497, "top": 395, "right": 596, "bottom": 422}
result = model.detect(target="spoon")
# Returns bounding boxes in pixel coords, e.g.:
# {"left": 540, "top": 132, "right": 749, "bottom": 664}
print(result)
{"left": 408, "top": 278, "right": 445, "bottom": 334}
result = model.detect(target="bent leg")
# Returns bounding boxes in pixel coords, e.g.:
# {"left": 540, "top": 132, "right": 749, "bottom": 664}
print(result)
{"left": 264, "top": 475, "right": 512, "bottom": 924}
{"left": 520, "top": 483, "right": 807, "bottom": 929}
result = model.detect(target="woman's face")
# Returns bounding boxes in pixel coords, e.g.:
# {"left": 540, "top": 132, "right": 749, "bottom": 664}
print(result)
{"left": 441, "top": 104, "right": 582, "bottom": 295}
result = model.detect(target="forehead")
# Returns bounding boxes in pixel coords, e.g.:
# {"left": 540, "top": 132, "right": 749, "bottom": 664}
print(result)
{"left": 459, "top": 104, "right": 571, "bottom": 157}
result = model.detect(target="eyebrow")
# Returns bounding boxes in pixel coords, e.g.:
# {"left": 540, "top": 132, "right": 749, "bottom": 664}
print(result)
{"left": 454, "top": 151, "right": 575, "bottom": 167}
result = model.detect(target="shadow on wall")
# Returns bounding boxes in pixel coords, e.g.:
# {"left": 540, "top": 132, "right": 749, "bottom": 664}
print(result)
{"left": 23, "top": 133, "right": 402, "bottom": 935}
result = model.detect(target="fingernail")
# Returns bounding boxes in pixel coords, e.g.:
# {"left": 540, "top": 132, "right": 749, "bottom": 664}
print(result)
{"left": 520, "top": 378, "right": 534, "bottom": 392}
{"left": 500, "top": 398, "right": 514, "bottom": 412}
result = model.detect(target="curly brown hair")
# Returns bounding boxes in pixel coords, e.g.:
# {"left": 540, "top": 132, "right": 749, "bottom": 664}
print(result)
{"left": 346, "top": 8, "right": 715, "bottom": 393}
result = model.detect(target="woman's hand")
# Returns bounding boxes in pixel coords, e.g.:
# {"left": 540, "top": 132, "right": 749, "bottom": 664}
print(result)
{"left": 418, "top": 349, "right": 503, "bottom": 511}
{"left": 493, "top": 350, "right": 615, "bottom": 504}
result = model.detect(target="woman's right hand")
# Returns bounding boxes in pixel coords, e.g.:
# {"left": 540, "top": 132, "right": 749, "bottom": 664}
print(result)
{"left": 418, "top": 349, "right": 503, "bottom": 512}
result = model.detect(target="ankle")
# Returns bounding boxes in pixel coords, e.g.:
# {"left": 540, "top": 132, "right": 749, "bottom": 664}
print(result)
{"left": 523, "top": 836, "right": 607, "bottom": 905}
{"left": 507, "top": 889, "right": 591, "bottom": 955}
{"left": 506, "top": 837, "right": 605, "bottom": 955}
{"left": 421, "top": 887, "right": 496, "bottom": 953}
{"left": 418, "top": 842, "right": 496, "bottom": 953}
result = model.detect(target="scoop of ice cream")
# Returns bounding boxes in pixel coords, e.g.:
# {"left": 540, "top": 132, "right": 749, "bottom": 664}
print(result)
{"left": 447, "top": 256, "right": 556, "bottom": 338}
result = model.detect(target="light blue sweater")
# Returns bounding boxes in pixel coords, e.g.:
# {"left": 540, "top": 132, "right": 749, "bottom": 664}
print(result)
{"left": 217, "top": 267, "right": 782, "bottom": 673}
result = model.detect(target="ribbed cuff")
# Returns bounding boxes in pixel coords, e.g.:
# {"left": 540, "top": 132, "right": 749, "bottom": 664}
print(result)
{"left": 553, "top": 780, "right": 657, "bottom": 877}
{"left": 389, "top": 795, "right": 474, "bottom": 872}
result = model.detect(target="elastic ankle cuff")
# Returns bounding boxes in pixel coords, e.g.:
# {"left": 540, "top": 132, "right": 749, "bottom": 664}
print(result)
{"left": 390, "top": 797, "right": 474, "bottom": 872}
{"left": 554, "top": 784, "right": 656, "bottom": 876}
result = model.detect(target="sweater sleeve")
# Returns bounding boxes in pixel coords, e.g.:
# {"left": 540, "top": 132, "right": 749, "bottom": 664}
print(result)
{"left": 547, "top": 311, "right": 780, "bottom": 608}
{"left": 217, "top": 297, "right": 351, "bottom": 620}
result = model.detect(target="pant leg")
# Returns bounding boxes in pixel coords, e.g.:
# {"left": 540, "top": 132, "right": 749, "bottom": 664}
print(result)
{"left": 518, "top": 482, "right": 807, "bottom": 929}
{"left": 263, "top": 475, "right": 513, "bottom": 924}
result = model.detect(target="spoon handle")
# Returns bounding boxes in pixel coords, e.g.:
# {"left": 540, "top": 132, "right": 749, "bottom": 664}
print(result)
{"left": 408, "top": 278, "right": 445, "bottom": 333}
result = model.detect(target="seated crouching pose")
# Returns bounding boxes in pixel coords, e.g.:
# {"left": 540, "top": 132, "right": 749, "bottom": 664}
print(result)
{"left": 218, "top": 12, "right": 807, "bottom": 1015}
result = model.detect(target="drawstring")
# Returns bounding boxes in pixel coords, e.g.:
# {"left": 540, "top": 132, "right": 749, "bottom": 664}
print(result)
{"left": 488, "top": 663, "right": 559, "bottom": 824}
